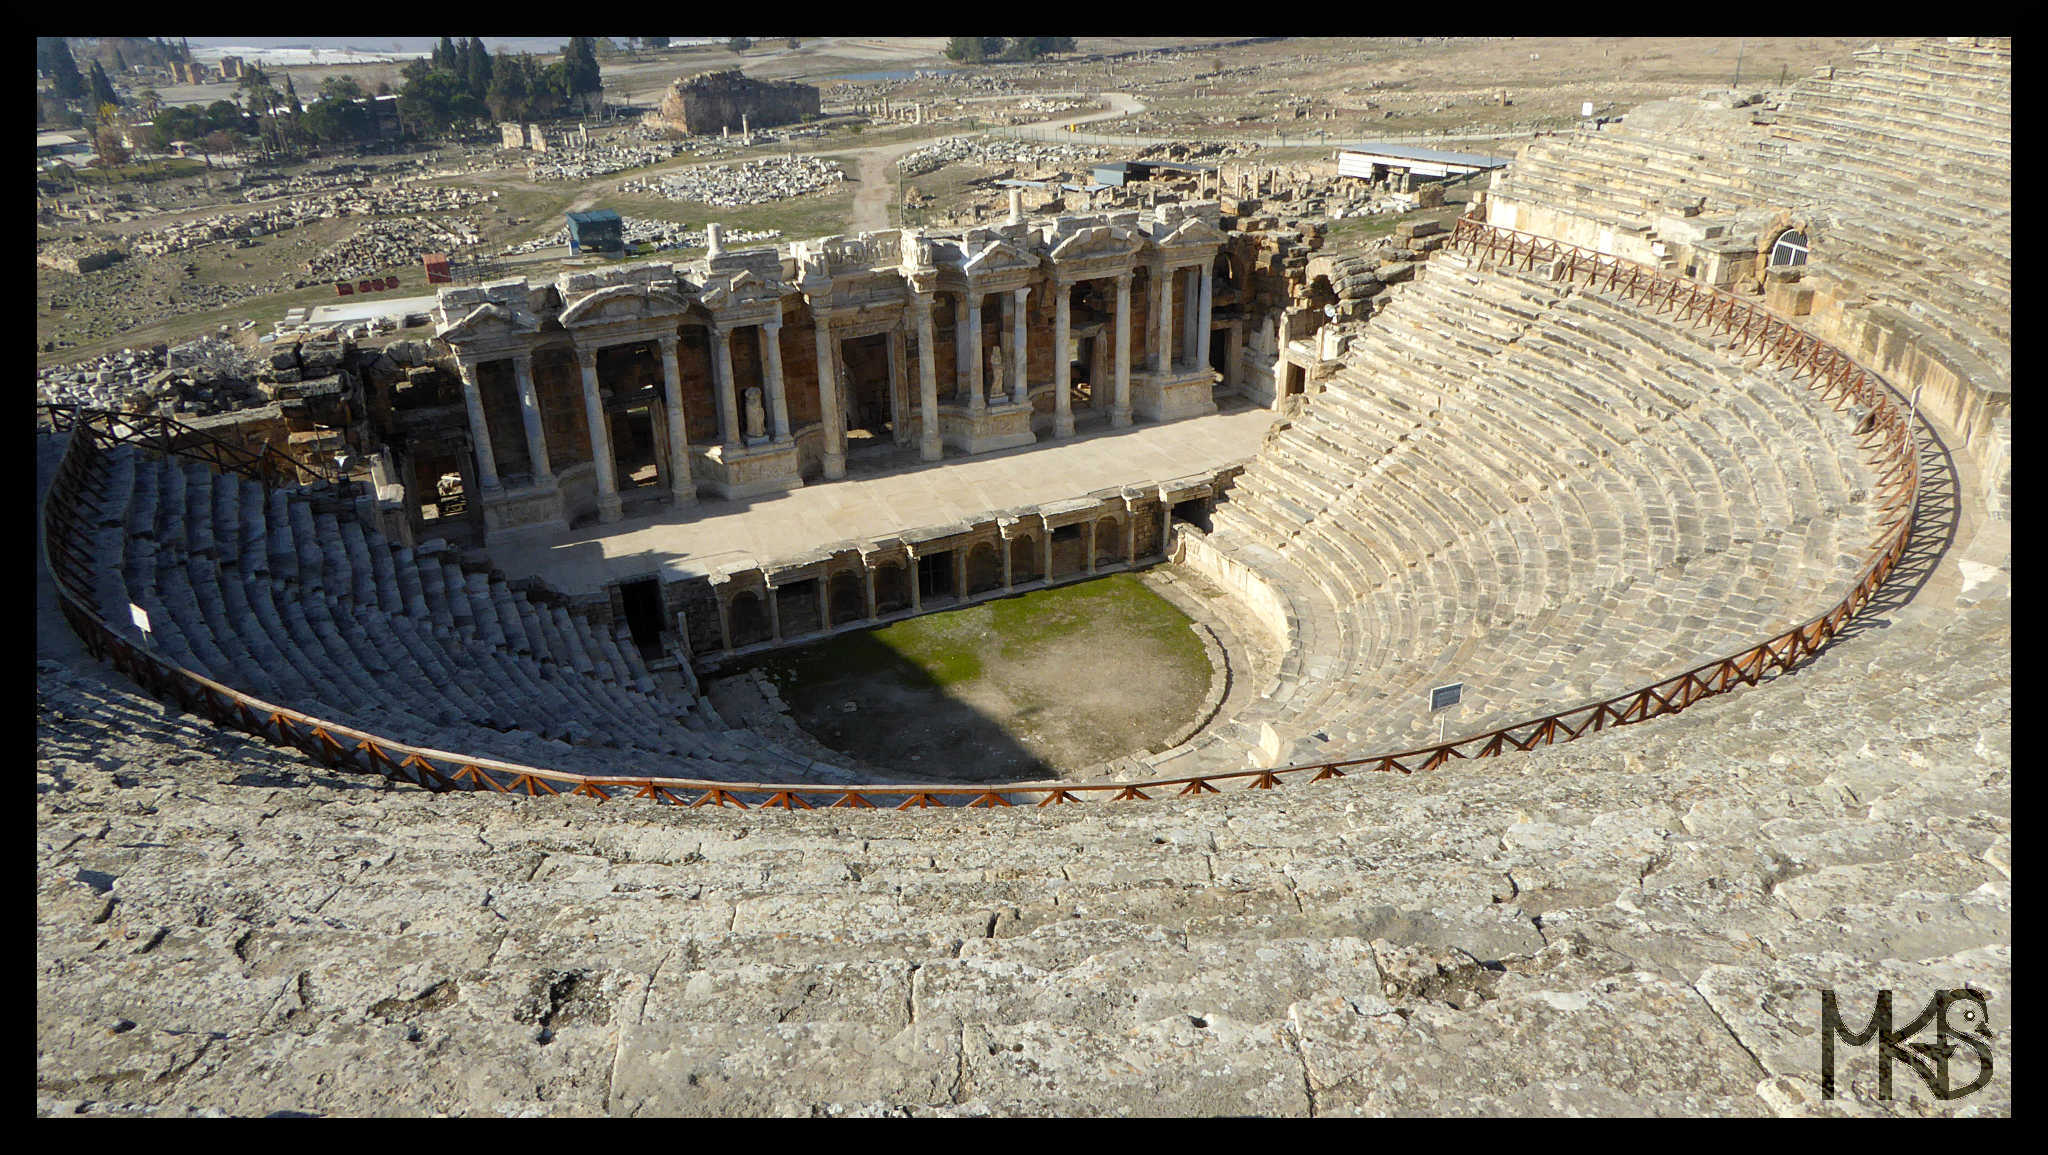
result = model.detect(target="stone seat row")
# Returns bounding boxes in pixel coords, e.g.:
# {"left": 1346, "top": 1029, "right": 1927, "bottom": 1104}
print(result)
{"left": 1199, "top": 260, "right": 1878, "bottom": 768}
{"left": 74, "top": 445, "right": 855, "bottom": 786}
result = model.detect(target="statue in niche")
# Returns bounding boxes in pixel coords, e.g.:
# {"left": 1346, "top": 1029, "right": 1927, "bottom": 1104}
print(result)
{"left": 743, "top": 386, "right": 767, "bottom": 443}
{"left": 987, "top": 343, "right": 1006, "bottom": 403}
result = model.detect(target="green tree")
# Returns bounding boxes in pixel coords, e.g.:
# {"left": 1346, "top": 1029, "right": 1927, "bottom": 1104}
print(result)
{"left": 786, "top": 37, "right": 801, "bottom": 50}
{"left": 88, "top": 59, "right": 120, "bottom": 108}
{"left": 944, "top": 37, "right": 1004, "bottom": 63}
{"left": 94, "top": 119, "right": 130, "bottom": 167}
{"left": 486, "top": 51, "right": 530, "bottom": 122}
{"left": 434, "top": 36, "right": 459, "bottom": 73}
{"left": 465, "top": 36, "right": 492, "bottom": 100}
{"left": 135, "top": 87, "right": 163, "bottom": 119}
{"left": 644, "top": 36, "right": 669, "bottom": 49}
{"left": 40, "top": 38, "right": 88, "bottom": 101}
{"left": 320, "top": 75, "right": 365, "bottom": 103}
{"left": 112, "top": 45, "right": 128, "bottom": 73}
{"left": 729, "top": 36, "right": 752, "bottom": 55}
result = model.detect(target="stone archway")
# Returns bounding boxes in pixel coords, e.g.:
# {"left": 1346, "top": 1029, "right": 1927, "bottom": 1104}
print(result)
{"left": 829, "top": 571, "right": 864, "bottom": 625}
{"left": 965, "top": 541, "right": 1002, "bottom": 595}
{"left": 728, "top": 590, "right": 770, "bottom": 648}
{"left": 873, "top": 563, "right": 911, "bottom": 614}
{"left": 1009, "top": 535, "right": 1041, "bottom": 584}
{"left": 1094, "top": 515, "right": 1125, "bottom": 566}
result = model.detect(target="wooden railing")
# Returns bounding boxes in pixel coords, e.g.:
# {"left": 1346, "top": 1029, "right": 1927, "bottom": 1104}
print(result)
{"left": 39, "top": 223, "right": 1921, "bottom": 810}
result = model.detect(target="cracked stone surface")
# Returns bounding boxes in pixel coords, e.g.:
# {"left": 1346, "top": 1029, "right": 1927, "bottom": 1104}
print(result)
{"left": 36, "top": 496, "right": 2009, "bottom": 1114}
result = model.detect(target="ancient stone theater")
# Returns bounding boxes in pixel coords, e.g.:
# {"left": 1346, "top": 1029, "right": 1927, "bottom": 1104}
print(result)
{"left": 38, "top": 37, "right": 2008, "bottom": 1116}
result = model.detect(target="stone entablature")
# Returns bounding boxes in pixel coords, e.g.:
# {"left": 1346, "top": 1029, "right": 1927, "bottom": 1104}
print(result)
{"left": 427, "top": 207, "right": 1230, "bottom": 547}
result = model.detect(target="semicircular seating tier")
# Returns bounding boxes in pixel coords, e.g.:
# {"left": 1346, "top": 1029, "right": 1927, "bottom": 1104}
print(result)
{"left": 1486, "top": 38, "right": 2009, "bottom": 473}
{"left": 1177, "top": 249, "right": 1880, "bottom": 769}
{"left": 59, "top": 441, "right": 875, "bottom": 787}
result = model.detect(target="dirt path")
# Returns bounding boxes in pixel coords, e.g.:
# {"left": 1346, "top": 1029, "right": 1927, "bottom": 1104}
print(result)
{"left": 843, "top": 91, "right": 1146, "bottom": 232}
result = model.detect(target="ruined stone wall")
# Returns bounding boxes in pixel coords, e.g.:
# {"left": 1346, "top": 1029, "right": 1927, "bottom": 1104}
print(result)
{"left": 658, "top": 70, "right": 820, "bottom": 136}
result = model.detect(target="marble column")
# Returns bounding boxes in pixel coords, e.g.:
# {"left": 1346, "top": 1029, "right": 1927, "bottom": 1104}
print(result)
{"left": 1085, "top": 521, "right": 1097, "bottom": 574}
{"left": 1053, "top": 281, "right": 1074, "bottom": 437}
{"left": 1039, "top": 529, "right": 1052, "bottom": 582}
{"left": 456, "top": 357, "right": 501, "bottom": 491}
{"left": 761, "top": 321, "right": 791, "bottom": 444}
{"left": 862, "top": 566, "right": 878, "bottom": 620}
{"left": 812, "top": 310, "right": 845, "bottom": 479}
{"left": 1184, "top": 265, "right": 1203, "bottom": 368}
{"left": 963, "top": 292, "right": 985, "bottom": 412}
{"left": 1156, "top": 264, "right": 1176, "bottom": 376}
{"left": 908, "top": 556, "right": 922, "bottom": 614}
{"left": 915, "top": 293, "right": 941, "bottom": 461}
{"left": 766, "top": 584, "right": 782, "bottom": 643}
{"left": 511, "top": 352, "right": 551, "bottom": 482}
{"left": 709, "top": 324, "right": 740, "bottom": 451}
{"left": 1010, "top": 286, "right": 1029, "bottom": 406}
{"left": 1113, "top": 272, "right": 1133, "bottom": 428}
{"left": 575, "top": 344, "right": 621, "bottom": 522}
{"left": 1124, "top": 507, "right": 1137, "bottom": 562}
{"left": 656, "top": 335, "right": 694, "bottom": 505}
{"left": 886, "top": 327, "right": 906, "bottom": 447}
{"left": 815, "top": 578, "right": 830, "bottom": 633}
{"left": 1001, "top": 535, "right": 1015, "bottom": 589}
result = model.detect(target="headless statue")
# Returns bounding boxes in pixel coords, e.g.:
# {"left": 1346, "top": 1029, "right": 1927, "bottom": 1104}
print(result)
{"left": 987, "top": 344, "right": 1006, "bottom": 403}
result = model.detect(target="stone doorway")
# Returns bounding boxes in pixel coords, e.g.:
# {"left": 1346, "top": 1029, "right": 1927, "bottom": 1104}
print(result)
{"left": 610, "top": 404, "right": 661, "bottom": 494}
{"left": 841, "top": 332, "right": 895, "bottom": 441}
{"left": 619, "top": 577, "right": 666, "bottom": 657}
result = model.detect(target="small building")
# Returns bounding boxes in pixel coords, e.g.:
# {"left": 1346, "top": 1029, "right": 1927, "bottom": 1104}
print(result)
{"left": 565, "top": 210, "right": 624, "bottom": 256}
{"left": 1337, "top": 144, "right": 1508, "bottom": 190}
{"left": 1092, "top": 160, "right": 1218, "bottom": 187}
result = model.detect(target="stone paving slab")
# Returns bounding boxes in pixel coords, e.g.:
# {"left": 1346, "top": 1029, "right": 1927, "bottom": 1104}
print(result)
{"left": 489, "top": 401, "right": 1275, "bottom": 594}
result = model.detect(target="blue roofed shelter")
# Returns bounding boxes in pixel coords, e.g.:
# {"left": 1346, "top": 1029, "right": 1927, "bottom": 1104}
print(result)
{"left": 566, "top": 210, "right": 624, "bottom": 255}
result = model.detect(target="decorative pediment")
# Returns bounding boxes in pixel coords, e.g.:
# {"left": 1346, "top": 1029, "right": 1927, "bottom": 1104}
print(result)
{"left": 558, "top": 283, "right": 688, "bottom": 327}
{"left": 435, "top": 301, "right": 538, "bottom": 344}
{"left": 1155, "top": 216, "right": 1227, "bottom": 250}
{"left": 962, "top": 238, "right": 1038, "bottom": 278}
{"left": 1050, "top": 225, "right": 1139, "bottom": 263}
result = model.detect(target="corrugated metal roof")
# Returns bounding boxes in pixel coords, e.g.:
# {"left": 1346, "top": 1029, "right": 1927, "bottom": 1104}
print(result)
{"left": 1338, "top": 143, "right": 1509, "bottom": 168}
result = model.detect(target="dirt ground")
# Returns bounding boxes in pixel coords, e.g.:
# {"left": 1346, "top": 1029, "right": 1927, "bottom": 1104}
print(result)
{"left": 40, "top": 37, "right": 1875, "bottom": 366}
{"left": 739, "top": 573, "right": 1214, "bottom": 783}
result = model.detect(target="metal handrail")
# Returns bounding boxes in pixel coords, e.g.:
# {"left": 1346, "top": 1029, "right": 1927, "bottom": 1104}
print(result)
{"left": 39, "top": 221, "right": 1921, "bottom": 810}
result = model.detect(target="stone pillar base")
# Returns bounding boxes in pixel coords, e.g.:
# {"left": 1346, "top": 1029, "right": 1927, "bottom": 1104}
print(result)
{"left": 823, "top": 451, "right": 847, "bottom": 480}
{"left": 939, "top": 401, "right": 1038, "bottom": 454}
{"left": 1132, "top": 369, "right": 1221, "bottom": 423}
{"left": 702, "top": 441, "right": 804, "bottom": 499}
{"left": 1054, "top": 412, "right": 1076, "bottom": 438}
{"left": 597, "top": 491, "right": 624, "bottom": 523}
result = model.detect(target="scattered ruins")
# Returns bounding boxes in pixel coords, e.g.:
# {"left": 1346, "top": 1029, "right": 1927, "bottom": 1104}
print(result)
{"left": 36, "top": 37, "right": 2008, "bottom": 1118}
{"left": 656, "top": 70, "right": 822, "bottom": 137}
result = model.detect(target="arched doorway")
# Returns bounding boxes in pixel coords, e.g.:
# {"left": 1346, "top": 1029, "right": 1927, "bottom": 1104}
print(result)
{"left": 965, "top": 542, "right": 1002, "bottom": 595}
{"left": 829, "top": 571, "right": 864, "bottom": 625}
{"left": 728, "top": 590, "right": 770, "bottom": 648}
{"left": 1094, "top": 516, "right": 1125, "bottom": 566}
{"left": 1009, "top": 535, "right": 1041, "bottom": 584}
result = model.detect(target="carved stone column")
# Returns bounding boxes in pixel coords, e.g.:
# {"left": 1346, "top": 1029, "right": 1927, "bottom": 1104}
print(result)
{"left": 511, "top": 352, "right": 551, "bottom": 482}
{"left": 812, "top": 308, "right": 845, "bottom": 479}
{"left": 455, "top": 356, "right": 501, "bottom": 491}
{"left": 1197, "top": 264, "right": 1215, "bottom": 373}
{"left": 915, "top": 292, "right": 941, "bottom": 462}
{"left": 963, "top": 291, "right": 985, "bottom": 412}
{"left": 575, "top": 343, "right": 621, "bottom": 522}
{"left": 709, "top": 323, "right": 740, "bottom": 451}
{"left": 761, "top": 320, "right": 791, "bottom": 444}
{"left": 1155, "top": 263, "right": 1175, "bottom": 376}
{"left": 1113, "top": 272, "right": 1133, "bottom": 428}
{"left": 657, "top": 335, "right": 694, "bottom": 505}
{"left": 1053, "top": 280, "right": 1074, "bottom": 438}
{"left": 1010, "top": 285, "right": 1029, "bottom": 406}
